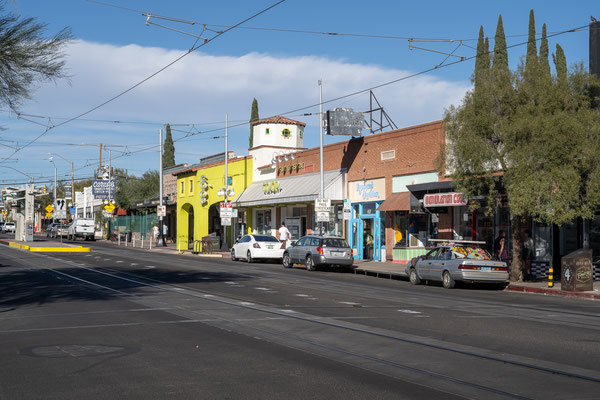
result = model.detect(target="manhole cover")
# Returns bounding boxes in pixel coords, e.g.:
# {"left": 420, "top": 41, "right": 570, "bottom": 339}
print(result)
{"left": 21, "top": 344, "right": 136, "bottom": 358}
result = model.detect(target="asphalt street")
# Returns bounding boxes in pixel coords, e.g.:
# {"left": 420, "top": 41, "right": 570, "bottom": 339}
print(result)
{"left": 1, "top": 236, "right": 599, "bottom": 399}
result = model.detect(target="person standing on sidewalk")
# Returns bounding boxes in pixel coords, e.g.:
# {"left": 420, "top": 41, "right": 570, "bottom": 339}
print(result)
{"left": 152, "top": 224, "right": 159, "bottom": 244}
{"left": 522, "top": 230, "right": 534, "bottom": 281}
{"left": 278, "top": 222, "right": 291, "bottom": 248}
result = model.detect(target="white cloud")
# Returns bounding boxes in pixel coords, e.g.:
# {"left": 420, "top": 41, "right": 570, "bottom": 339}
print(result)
{"left": 2, "top": 40, "right": 470, "bottom": 180}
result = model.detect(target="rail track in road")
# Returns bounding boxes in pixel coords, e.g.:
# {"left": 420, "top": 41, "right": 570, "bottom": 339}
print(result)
{"left": 5, "top": 247, "right": 600, "bottom": 400}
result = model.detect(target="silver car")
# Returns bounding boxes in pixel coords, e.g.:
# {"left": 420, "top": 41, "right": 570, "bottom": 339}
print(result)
{"left": 406, "top": 242, "right": 509, "bottom": 289}
{"left": 282, "top": 235, "right": 354, "bottom": 271}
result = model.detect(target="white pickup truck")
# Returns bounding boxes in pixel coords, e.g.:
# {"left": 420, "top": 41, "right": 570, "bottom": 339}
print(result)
{"left": 68, "top": 218, "right": 96, "bottom": 241}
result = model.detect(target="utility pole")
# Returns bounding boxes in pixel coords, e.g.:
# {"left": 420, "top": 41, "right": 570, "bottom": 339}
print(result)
{"left": 318, "top": 79, "right": 324, "bottom": 235}
{"left": 159, "top": 128, "right": 165, "bottom": 246}
{"left": 221, "top": 113, "right": 229, "bottom": 252}
{"left": 98, "top": 144, "right": 102, "bottom": 177}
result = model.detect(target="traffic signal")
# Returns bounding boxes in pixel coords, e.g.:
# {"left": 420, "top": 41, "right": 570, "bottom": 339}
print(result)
{"left": 43, "top": 186, "right": 47, "bottom": 194}
{"left": 1, "top": 190, "right": 5, "bottom": 201}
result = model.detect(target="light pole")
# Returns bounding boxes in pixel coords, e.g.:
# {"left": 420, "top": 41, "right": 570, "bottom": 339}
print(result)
{"left": 49, "top": 157, "right": 57, "bottom": 224}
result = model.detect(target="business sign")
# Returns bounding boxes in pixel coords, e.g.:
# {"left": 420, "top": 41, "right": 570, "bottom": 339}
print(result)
{"left": 323, "top": 107, "right": 364, "bottom": 136}
{"left": 423, "top": 192, "right": 467, "bottom": 207}
{"left": 220, "top": 202, "right": 233, "bottom": 218}
{"left": 348, "top": 178, "right": 386, "bottom": 203}
{"left": 314, "top": 198, "right": 331, "bottom": 212}
{"left": 262, "top": 180, "right": 281, "bottom": 195}
{"left": 92, "top": 179, "right": 116, "bottom": 200}
{"left": 64, "top": 185, "right": 72, "bottom": 200}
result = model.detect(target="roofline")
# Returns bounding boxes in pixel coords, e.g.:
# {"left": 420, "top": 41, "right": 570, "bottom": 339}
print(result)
{"left": 173, "top": 155, "right": 252, "bottom": 176}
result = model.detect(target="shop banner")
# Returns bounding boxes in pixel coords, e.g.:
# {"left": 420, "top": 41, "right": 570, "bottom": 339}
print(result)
{"left": 423, "top": 192, "right": 467, "bottom": 207}
{"left": 348, "top": 178, "right": 385, "bottom": 203}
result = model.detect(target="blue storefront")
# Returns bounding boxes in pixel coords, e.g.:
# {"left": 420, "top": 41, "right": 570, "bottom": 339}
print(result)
{"left": 347, "top": 178, "right": 386, "bottom": 261}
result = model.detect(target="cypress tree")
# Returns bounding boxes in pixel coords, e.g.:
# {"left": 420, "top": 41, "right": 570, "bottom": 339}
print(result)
{"left": 553, "top": 44, "right": 567, "bottom": 87}
{"left": 539, "top": 23, "right": 550, "bottom": 77}
{"left": 525, "top": 9, "right": 538, "bottom": 79}
{"left": 249, "top": 98, "right": 259, "bottom": 149}
{"left": 474, "top": 26, "right": 486, "bottom": 90}
{"left": 163, "top": 124, "right": 175, "bottom": 169}
{"left": 492, "top": 15, "right": 509, "bottom": 74}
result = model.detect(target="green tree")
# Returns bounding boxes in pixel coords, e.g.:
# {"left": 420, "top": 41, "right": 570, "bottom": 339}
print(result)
{"left": 115, "top": 170, "right": 159, "bottom": 210}
{"left": 163, "top": 124, "right": 175, "bottom": 169}
{"left": 0, "top": 3, "right": 71, "bottom": 109}
{"left": 249, "top": 98, "right": 259, "bottom": 148}
{"left": 444, "top": 13, "right": 600, "bottom": 282}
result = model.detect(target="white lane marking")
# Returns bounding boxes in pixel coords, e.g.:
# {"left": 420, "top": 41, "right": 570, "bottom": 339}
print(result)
{"left": 103, "top": 259, "right": 111, "bottom": 261}
{"left": 295, "top": 294, "right": 309, "bottom": 297}
{"left": 339, "top": 301, "right": 360, "bottom": 305}
{"left": 239, "top": 302, "right": 255, "bottom": 306}
{"left": 307, "top": 298, "right": 318, "bottom": 300}
{"left": 144, "top": 266, "right": 155, "bottom": 269}
{"left": 200, "top": 277, "right": 211, "bottom": 280}
{"left": 115, "top": 260, "right": 123, "bottom": 264}
{"left": 279, "top": 309, "right": 296, "bottom": 313}
{"left": 130, "top": 263, "right": 138, "bottom": 266}
{"left": 398, "top": 309, "right": 421, "bottom": 314}
{"left": 225, "top": 281, "right": 238, "bottom": 285}
{"left": 85, "top": 254, "right": 92, "bottom": 257}
{"left": 255, "top": 287, "right": 272, "bottom": 291}
{"left": 203, "top": 294, "right": 215, "bottom": 298}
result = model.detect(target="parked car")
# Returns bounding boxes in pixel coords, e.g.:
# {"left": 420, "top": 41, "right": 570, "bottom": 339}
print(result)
{"left": 231, "top": 234, "right": 284, "bottom": 263}
{"left": 282, "top": 235, "right": 354, "bottom": 271}
{"left": 55, "top": 224, "right": 69, "bottom": 238}
{"left": 46, "top": 222, "right": 60, "bottom": 238}
{"left": 3, "top": 222, "right": 15, "bottom": 233}
{"left": 406, "top": 241, "right": 509, "bottom": 289}
{"left": 68, "top": 218, "right": 96, "bottom": 241}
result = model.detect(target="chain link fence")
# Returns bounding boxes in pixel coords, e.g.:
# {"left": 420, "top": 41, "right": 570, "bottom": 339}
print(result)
{"left": 107, "top": 214, "right": 159, "bottom": 242}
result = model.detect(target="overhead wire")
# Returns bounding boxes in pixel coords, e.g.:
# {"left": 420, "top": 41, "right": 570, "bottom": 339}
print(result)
{"left": 0, "top": 0, "right": 287, "bottom": 164}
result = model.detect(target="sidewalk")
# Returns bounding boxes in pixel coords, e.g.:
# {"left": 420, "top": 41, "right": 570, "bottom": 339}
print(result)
{"left": 106, "top": 238, "right": 229, "bottom": 258}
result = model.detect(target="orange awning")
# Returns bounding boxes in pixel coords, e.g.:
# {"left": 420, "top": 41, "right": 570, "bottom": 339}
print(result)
{"left": 376, "top": 192, "right": 410, "bottom": 212}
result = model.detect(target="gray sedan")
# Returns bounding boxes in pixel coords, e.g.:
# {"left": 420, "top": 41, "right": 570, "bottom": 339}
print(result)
{"left": 406, "top": 242, "right": 509, "bottom": 289}
{"left": 282, "top": 235, "right": 354, "bottom": 271}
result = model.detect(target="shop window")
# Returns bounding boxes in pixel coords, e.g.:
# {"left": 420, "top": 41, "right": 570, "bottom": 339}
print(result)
{"left": 393, "top": 211, "right": 408, "bottom": 247}
{"left": 292, "top": 207, "right": 306, "bottom": 217}
{"left": 189, "top": 180, "right": 193, "bottom": 193}
{"left": 362, "top": 203, "right": 376, "bottom": 215}
{"left": 256, "top": 209, "right": 272, "bottom": 235}
{"left": 453, "top": 206, "right": 473, "bottom": 241}
{"left": 327, "top": 204, "right": 343, "bottom": 237}
{"left": 181, "top": 182, "right": 184, "bottom": 194}
{"left": 533, "top": 221, "right": 552, "bottom": 262}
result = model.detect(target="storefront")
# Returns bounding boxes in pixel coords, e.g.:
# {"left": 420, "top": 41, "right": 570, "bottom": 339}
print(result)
{"left": 347, "top": 178, "right": 386, "bottom": 261}
{"left": 234, "top": 170, "right": 345, "bottom": 240}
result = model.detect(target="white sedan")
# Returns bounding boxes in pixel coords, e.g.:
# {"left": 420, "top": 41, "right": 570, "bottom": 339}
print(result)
{"left": 231, "top": 234, "right": 285, "bottom": 263}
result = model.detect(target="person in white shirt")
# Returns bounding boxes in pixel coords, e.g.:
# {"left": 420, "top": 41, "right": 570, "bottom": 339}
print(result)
{"left": 278, "top": 222, "right": 291, "bottom": 248}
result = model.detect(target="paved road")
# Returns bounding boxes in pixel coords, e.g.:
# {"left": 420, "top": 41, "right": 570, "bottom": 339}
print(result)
{"left": 1, "top": 236, "right": 599, "bottom": 399}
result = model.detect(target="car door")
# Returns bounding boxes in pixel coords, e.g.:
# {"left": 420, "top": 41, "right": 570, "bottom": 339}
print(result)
{"left": 290, "top": 237, "right": 306, "bottom": 262}
{"left": 417, "top": 247, "right": 440, "bottom": 280}
{"left": 430, "top": 247, "right": 451, "bottom": 281}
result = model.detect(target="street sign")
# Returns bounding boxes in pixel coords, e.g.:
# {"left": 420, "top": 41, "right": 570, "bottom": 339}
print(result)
{"left": 343, "top": 199, "right": 352, "bottom": 220}
{"left": 221, "top": 217, "right": 232, "bottom": 226}
{"left": 316, "top": 211, "right": 330, "bottom": 222}
{"left": 70, "top": 206, "right": 76, "bottom": 215}
{"left": 314, "top": 198, "right": 331, "bottom": 212}
{"left": 54, "top": 199, "right": 67, "bottom": 219}
{"left": 156, "top": 205, "right": 166, "bottom": 217}
{"left": 45, "top": 204, "right": 54, "bottom": 213}
{"left": 105, "top": 202, "right": 116, "bottom": 213}
{"left": 65, "top": 185, "right": 72, "bottom": 200}
{"left": 232, "top": 208, "right": 238, "bottom": 218}
{"left": 220, "top": 202, "right": 233, "bottom": 218}
{"left": 45, "top": 212, "right": 53, "bottom": 218}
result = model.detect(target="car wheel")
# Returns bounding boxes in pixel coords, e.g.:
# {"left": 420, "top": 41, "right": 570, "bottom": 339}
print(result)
{"left": 305, "top": 255, "right": 316, "bottom": 271}
{"left": 282, "top": 253, "right": 292, "bottom": 268}
{"left": 409, "top": 268, "right": 421, "bottom": 285}
{"left": 247, "top": 250, "right": 254, "bottom": 263}
{"left": 231, "top": 249, "right": 237, "bottom": 261}
{"left": 442, "top": 271, "right": 455, "bottom": 289}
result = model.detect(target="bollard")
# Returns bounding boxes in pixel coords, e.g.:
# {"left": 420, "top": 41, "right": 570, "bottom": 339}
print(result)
{"left": 149, "top": 238, "right": 152, "bottom": 250}
{"left": 548, "top": 266, "right": 554, "bottom": 288}
{"left": 178, "top": 238, "right": 181, "bottom": 254}
{"left": 118, "top": 234, "right": 120, "bottom": 246}
{"left": 133, "top": 237, "right": 136, "bottom": 248}
{"left": 141, "top": 237, "right": 144, "bottom": 249}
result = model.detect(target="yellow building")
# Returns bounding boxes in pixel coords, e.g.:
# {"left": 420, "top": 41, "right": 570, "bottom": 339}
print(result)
{"left": 174, "top": 154, "right": 253, "bottom": 250}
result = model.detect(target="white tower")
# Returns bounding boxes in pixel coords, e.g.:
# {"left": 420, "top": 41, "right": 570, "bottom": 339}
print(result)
{"left": 249, "top": 116, "right": 306, "bottom": 182}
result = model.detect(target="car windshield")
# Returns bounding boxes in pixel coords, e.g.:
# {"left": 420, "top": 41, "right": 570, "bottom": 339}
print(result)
{"left": 450, "top": 245, "right": 492, "bottom": 260}
{"left": 253, "top": 235, "right": 279, "bottom": 242}
{"left": 322, "top": 238, "right": 349, "bottom": 248}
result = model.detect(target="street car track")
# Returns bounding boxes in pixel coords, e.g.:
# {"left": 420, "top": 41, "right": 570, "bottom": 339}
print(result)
{"left": 29, "top": 254, "right": 600, "bottom": 391}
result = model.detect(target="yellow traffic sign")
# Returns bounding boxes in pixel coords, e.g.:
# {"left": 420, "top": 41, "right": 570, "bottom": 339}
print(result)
{"left": 104, "top": 202, "right": 115, "bottom": 213}
{"left": 45, "top": 204, "right": 54, "bottom": 213}
{"left": 46, "top": 212, "right": 53, "bottom": 218}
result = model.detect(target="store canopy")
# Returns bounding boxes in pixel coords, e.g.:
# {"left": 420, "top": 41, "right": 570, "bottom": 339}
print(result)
{"left": 376, "top": 192, "right": 410, "bottom": 212}
{"left": 234, "top": 170, "right": 344, "bottom": 207}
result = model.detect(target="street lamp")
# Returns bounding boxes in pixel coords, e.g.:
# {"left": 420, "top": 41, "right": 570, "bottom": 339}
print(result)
{"left": 49, "top": 157, "right": 56, "bottom": 223}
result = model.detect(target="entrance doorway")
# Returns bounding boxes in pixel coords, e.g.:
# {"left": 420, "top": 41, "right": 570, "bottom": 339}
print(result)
{"left": 363, "top": 219, "right": 374, "bottom": 260}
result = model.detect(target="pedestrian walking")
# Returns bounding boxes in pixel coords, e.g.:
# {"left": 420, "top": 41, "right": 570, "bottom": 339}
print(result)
{"left": 522, "top": 229, "right": 534, "bottom": 280}
{"left": 162, "top": 224, "right": 169, "bottom": 244}
{"left": 278, "top": 222, "right": 291, "bottom": 248}
{"left": 152, "top": 224, "right": 159, "bottom": 244}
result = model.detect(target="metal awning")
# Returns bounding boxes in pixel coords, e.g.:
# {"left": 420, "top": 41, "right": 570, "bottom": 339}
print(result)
{"left": 234, "top": 170, "right": 344, "bottom": 207}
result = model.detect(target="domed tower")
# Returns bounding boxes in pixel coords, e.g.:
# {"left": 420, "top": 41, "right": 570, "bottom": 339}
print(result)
{"left": 249, "top": 116, "right": 306, "bottom": 181}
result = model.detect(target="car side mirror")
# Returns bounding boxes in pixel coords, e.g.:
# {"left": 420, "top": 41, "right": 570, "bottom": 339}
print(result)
{"left": 289, "top": 241, "right": 297, "bottom": 247}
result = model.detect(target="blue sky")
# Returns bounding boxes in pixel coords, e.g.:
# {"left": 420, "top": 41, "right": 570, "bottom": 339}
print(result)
{"left": 0, "top": 1, "right": 596, "bottom": 186}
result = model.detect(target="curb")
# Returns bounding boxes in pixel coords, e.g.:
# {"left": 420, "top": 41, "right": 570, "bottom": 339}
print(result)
{"left": 506, "top": 284, "right": 600, "bottom": 300}
{"left": 4, "top": 241, "right": 91, "bottom": 253}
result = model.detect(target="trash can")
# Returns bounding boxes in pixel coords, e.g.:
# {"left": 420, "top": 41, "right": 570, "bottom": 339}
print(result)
{"left": 561, "top": 249, "right": 593, "bottom": 291}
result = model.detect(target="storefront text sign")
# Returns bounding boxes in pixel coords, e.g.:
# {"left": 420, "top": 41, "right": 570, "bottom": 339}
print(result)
{"left": 262, "top": 180, "right": 281, "bottom": 195}
{"left": 423, "top": 192, "right": 467, "bottom": 207}
{"left": 349, "top": 178, "right": 385, "bottom": 203}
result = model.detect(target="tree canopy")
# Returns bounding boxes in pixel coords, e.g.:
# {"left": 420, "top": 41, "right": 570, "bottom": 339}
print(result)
{"left": 0, "top": 3, "right": 71, "bottom": 109}
{"left": 444, "top": 10, "right": 600, "bottom": 281}
{"left": 163, "top": 124, "right": 175, "bottom": 169}
{"left": 249, "top": 98, "right": 259, "bottom": 148}
{"left": 114, "top": 169, "right": 159, "bottom": 210}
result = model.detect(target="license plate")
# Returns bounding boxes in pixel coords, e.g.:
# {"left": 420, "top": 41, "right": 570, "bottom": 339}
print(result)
{"left": 267, "top": 246, "right": 274, "bottom": 249}
{"left": 331, "top": 251, "right": 343, "bottom": 257}
{"left": 481, "top": 267, "right": 491, "bottom": 272}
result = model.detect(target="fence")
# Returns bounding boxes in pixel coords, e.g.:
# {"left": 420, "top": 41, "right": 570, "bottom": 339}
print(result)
{"left": 108, "top": 214, "right": 159, "bottom": 242}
